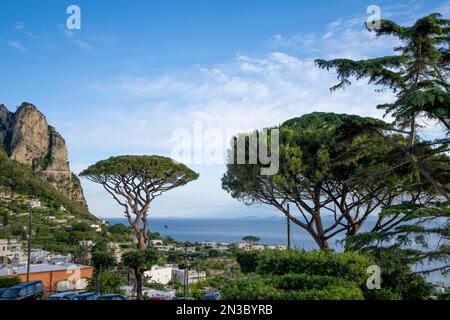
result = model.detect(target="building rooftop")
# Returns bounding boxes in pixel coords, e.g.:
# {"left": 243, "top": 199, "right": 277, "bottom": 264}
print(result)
{"left": 0, "top": 263, "right": 91, "bottom": 276}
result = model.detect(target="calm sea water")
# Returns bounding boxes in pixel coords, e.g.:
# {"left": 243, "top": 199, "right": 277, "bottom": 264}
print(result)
{"left": 106, "top": 215, "right": 378, "bottom": 250}
{"left": 107, "top": 215, "right": 449, "bottom": 285}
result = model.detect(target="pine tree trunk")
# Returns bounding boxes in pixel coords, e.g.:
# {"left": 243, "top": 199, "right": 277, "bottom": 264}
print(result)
{"left": 95, "top": 267, "right": 101, "bottom": 294}
{"left": 135, "top": 270, "right": 143, "bottom": 300}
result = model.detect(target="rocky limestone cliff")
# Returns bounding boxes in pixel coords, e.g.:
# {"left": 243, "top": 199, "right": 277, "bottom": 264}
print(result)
{"left": 0, "top": 102, "right": 87, "bottom": 206}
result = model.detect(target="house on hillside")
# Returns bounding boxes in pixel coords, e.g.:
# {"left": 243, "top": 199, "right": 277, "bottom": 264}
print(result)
{"left": 172, "top": 268, "right": 206, "bottom": 284}
{"left": 144, "top": 265, "right": 173, "bottom": 285}
{"left": 0, "top": 238, "right": 23, "bottom": 267}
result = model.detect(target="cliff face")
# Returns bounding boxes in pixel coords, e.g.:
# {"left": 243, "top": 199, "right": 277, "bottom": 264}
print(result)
{"left": 0, "top": 102, "right": 87, "bottom": 206}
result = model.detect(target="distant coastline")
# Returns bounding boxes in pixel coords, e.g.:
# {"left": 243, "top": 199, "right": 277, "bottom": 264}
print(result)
{"left": 106, "top": 215, "right": 377, "bottom": 249}
{"left": 107, "top": 215, "right": 449, "bottom": 285}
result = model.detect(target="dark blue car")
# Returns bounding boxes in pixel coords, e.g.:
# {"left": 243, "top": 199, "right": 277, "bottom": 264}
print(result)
{"left": 48, "top": 292, "right": 80, "bottom": 300}
{"left": 78, "top": 292, "right": 100, "bottom": 300}
{"left": 0, "top": 281, "right": 44, "bottom": 300}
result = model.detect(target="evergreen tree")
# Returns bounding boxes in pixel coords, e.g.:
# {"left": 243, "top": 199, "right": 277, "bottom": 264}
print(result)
{"left": 316, "top": 13, "right": 449, "bottom": 199}
{"left": 317, "top": 13, "right": 450, "bottom": 276}
{"left": 1, "top": 210, "right": 8, "bottom": 227}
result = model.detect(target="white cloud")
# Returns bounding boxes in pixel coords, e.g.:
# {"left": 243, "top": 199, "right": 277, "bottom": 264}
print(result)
{"left": 64, "top": 13, "right": 413, "bottom": 218}
{"left": 73, "top": 49, "right": 394, "bottom": 169}
{"left": 15, "top": 22, "right": 32, "bottom": 37}
{"left": 15, "top": 22, "right": 25, "bottom": 31}
{"left": 8, "top": 40, "right": 27, "bottom": 52}
{"left": 268, "top": 15, "right": 400, "bottom": 60}
{"left": 61, "top": 27, "right": 95, "bottom": 53}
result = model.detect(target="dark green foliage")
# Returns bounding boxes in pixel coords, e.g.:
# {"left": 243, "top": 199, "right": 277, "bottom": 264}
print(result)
{"left": 91, "top": 250, "right": 117, "bottom": 294}
{"left": 108, "top": 223, "right": 129, "bottom": 235}
{"left": 91, "top": 251, "right": 116, "bottom": 270}
{"left": 207, "top": 249, "right": 221, "bottom": 258}
{"left": 358, "top": 247, "right": 434, "bottom": 300}
{"left": 273, "top": 273, "right": 357, "bottom": 291}
{"left": 68, "top": 231, "right": 88, "bottom": 244}
{"left": 226, "top": 250, "right": 369, "bottom": 300}
{"left": 316, "top": 14, "right": 450, "bottom": 198}
{"left": 285, "top": 286, "right": 364, "bottom": 300}
{"left": 235, "top": 250, "right": 259, "bottom": 273}
{"left": 316, "top": 12, "right": 449, "bottom": 287}
{"left": 86, "top": 270, "right": 126, "bottom": 294}
{"left": 70, "top": 222, "right": 91, "bottom": 232}
{"left": 1, "top": 209, "right": 8, "bottom": 226}
{"left": 221, "top": 272, "right": 365, "bottom": 300}
{"left": 0, "top": 276, "right": 21, "bottom": 288}
{"left": 11, "top": 226, "right": 26, "bottom": 237}
{"left": 316, "top": 13, "right": 450, "bottom": 128}
{"left": 32, "top": 157, "right": 50, "bottom": 171}
{"left": 222, "top": 112, "right": 412, "bottom": 249}
{"left": 221, "top": 275, "right": 283, "bottom": 300}
{"left": 80, "top": 155, "right": 199, "bottom": 249}
{"left": 242, "top": 235, "right": 260, "bottom": 244}
{"left": 122, "top": 248, "right": 160, "bottom": 273}
{"left": 122, "top": 248, "right": 160, "bottom": 299}
{"left": 80, "top": 155, "right": 199, "bottom": 182}
{"left": 0, "top": 149, "right": 92, "bottom": 218}
{"left": 255, "top": 250, "right": 371, "bottom": 283}
{"left": 364, "top": 288, "right": 403, "bottom": 300}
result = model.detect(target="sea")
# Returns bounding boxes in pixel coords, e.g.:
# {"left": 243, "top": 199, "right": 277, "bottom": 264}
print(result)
{"left": 106, "top": 215, "right": 356, "bottom": 249}
{"left": 106, "top": 215, "right": 449, "bottom": 285}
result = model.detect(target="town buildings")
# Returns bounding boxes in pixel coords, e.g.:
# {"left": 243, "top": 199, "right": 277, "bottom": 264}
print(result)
{"left": 0, "top": 238, "right": 22, "bottom": 267}
{"left": 144, "top": 265, "right": 173, "bottom": 285}
{"left": 172, "top": 267, "right": 206, "bottom": 284}
{"left": 0, "top": 262, "right": 93, "bottom": 294}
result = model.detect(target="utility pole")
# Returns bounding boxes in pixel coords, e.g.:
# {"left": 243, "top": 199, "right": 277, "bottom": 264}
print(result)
{"left": 287, "top": 204, "right": 291, "bottom": 250}
{"left": 183, "top": 245, "right": 189, "bottom": 298}
{"left": 26, "top": 211, "right": 32, "bottom": 282}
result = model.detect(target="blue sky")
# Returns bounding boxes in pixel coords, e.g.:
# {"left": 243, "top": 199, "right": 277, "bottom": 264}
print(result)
{"left": 0, "top": 0, "right": 449, "bottom": 218}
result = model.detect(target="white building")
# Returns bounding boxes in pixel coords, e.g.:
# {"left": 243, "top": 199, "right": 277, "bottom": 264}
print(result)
{"left": 25, "top": 199, "right": 41, "bottom": 209}
{"left": 201, "top": 241, "right": 217, "bottom": 249}
{"left": 149, "top": 239, "right": 164, "bottom": 246}
{"left": 144, "top": 265, "right": 173, "bottom": 285}
{"left": 174, "top": 246, "right": 196, "bottom": 253}
{"left": 266, "top": 245, "right": 287, "bottom": 250}
{"left": 153, "top": 244, "right": 175, "bottom": 252}
{"left": 0, "top": 238, "right": 23, "bottom": 266}
{"left": 172, "top": 268, "right": 206, "bottom": 284}
{"left": 89, "top": 224, "right": 102, "bottom": 232}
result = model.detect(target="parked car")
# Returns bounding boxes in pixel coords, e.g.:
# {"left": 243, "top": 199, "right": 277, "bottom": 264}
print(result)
{"left": 201, "top": 292, "right": 220, "bottom": 300}
{"left": 146, "top": 296, "right": 172, "bottom": 300}
{"left": 77, "top": 292, "right": 100, "bottom": 300}
{"left": 48, "top": 292, "right": 79, "bottom": 300}
{"left": 176, "top": 297, "right": 196, "bottom": 300}
{"left": 96, "top": 294, "right": 128, "bottom": 300}
{"left": 0, "top": 281, "right": 44, "bottom": 300}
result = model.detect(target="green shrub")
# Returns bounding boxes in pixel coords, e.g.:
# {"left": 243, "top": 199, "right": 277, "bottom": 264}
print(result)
{"left": 86, "top": 270, "right": 126, "bottom": 294}
{"left": 272, "top": 273, "right": 356, "bottom": 291}
{"left": 0, "top": 150, "right": 92, "bottom": 219}
{"left": 256, "top": 250, "right": 372, "bottom": 283}
{"left": 364, "top": 288, "right": 403, "bottom": 300}
{"left": 221, "top": 275, "right": 283, "bottom": 300}
{"left": 285, "top": 286, "right": 365, "bottom": 300}
{"left": 108, "top": 223, "right": 129, "bottom": 235}
{"left": 235, "top": 250, "right": 259, "bottom": 273}
{"left": 11, "top": 226, "right": 26, "bottom": 237}
{"left": 0, "top": 276, "right": 22, "bottom": 288}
